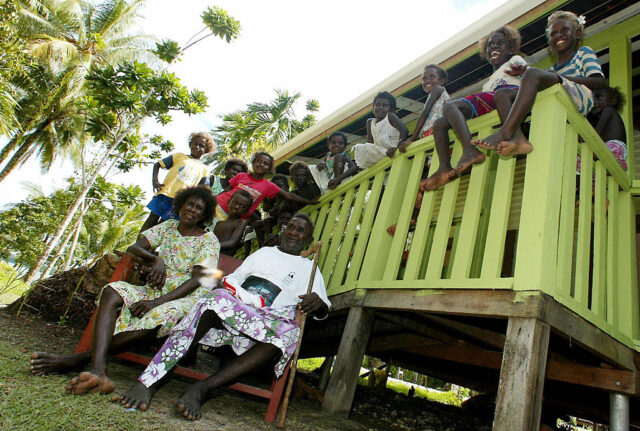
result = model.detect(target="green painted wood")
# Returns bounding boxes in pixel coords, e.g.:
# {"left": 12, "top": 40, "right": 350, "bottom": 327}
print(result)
{"left": 575, "top": 146, "right": 593, "bottom": 305}
{"left": 344, "top": 172, "right": 385, "bottom": 285}
{"left": 513, "top": 89, "right": 567, "bottom": 294}
{"left": 420, "top": 226, "right": 437, "bottom": 279}
{"left": 554, "top": 126, "right": 578, "bottom": 298}
{"left": 318, "top": 197, "right": 342, "bottom": 268}
{"left": 321, "top": 188, "right": 356, "bottom": 285}
{"left": 404, "top": 156, "right": 440, "bottom": 280}
{"left": 425, "top": 176, "right": 461, "bottom": 280}
{"left": 617, "top": 191, "right": 639, "bottom": 339}
{"left": 451, "top": 134, "right": 491, "bottom": 279}
{"left": 362, "top": 277, "right": 513, "bottom": 290}
{"left": 606, "top": 177, "right": 619, "bottom": 326}
{"left": 591, "top": 161, "right": 607, "bottom": 317}
{"left": 471, "top": 154, "right": 498, "bottom": 278}
{"left": 312, "top": 203, "right": 330, "bottom": 244}
{"left": 360, "top": 157, "right": 412, "bottom": 282}
{"left": 608, "top": 36, "right": 634, "bottom": 181}
{"left": 331, "top": 180, "right": 369, "bottom": 289}
{"left": 383, "top": 151, "right": 427, "bottom": 281}
{"left": 444, "top": 219, "right": 461, "bottom": 279}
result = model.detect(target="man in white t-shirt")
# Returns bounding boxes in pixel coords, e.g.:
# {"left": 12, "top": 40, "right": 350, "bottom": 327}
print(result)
{"left": 120, "top": 213, "right": 330, "bottom": 421}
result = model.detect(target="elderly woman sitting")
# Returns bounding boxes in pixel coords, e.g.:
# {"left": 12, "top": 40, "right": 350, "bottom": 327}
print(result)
{"left": 30, "top": 186, "right": 220, "bottom": 395}
{"left": 120, "top": 212, "right": 330, "bottom": 420}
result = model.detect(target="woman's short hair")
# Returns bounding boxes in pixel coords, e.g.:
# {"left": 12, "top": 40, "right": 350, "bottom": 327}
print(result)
{"left": 173, "top": 186, "right": 216, "bottom": 225}
{"left": 251, "top": 151, "right": 275, "bottom": 172}
{"left": 546, "top": 11, "right": 584, "bottom": 44}
{"left": 188, "top": 132, "right": 216, "bottom": 153}
{"left": 224, "top": 157, "right": 248, "bottom": 173}
{"left": 478, "top": 26, "right": 521, "bottom": 60}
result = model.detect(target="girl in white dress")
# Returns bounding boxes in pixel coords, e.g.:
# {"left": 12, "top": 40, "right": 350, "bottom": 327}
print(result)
{"left": 352, "top": 91, "right": 408, "bottom": 169}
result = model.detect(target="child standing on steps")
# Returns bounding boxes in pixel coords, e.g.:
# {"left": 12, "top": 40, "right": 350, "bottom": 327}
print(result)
{"left": 352, "top": 91, "right": 408, "bottom": 169}
{"left": 140, "top": 132, "right": 214, "bottom": 232}
{"left": 474, "top": 11, "right": 605, "bottom": 156}
{"left": 423, "top": 25, "right": 525, "bottom": 191}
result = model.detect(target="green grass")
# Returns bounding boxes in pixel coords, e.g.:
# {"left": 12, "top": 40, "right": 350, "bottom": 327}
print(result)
{"left": 358, "top": 376, "right": 463, "bottom": 407}
{"left": 0, "top": 262, "right": 29, "bottom": 305}
{"left": 0, "top": 340, "right": 158, "bottom": 430}
{"left": 297, "top": 357, "right": 325, "bottom": 372}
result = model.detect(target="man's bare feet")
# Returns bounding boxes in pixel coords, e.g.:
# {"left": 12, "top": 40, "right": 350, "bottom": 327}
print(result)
{"left": 176, "top": 381, "right": 208, "bottom": 420}
{"left": 453, "top": 148, "right": 486, "bottom": 174}
{"left": 472, "top": 128, "right": 511, "bottom": 150}
{"left": 496, "top": 128, "right": 533, "bottom": 156}
{"left": 30, "top": 352, "right": 84, "bottom": 375}
{"left": 121, "top": 382, "right": 155, "bottom": 411}
{"left": 66, "top": 371, "right": 116, "bottom": 395}
{"left": 421, "top": 168, "right": 455, "bottom": 191}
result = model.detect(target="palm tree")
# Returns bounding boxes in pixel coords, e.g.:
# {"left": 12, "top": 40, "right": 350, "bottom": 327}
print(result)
{"left": 0, "top": 0, "right": 154, "bottom": 182}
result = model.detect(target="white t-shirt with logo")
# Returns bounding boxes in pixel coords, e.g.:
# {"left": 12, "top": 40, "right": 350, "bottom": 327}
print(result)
{"left": 224, "top": 246, "right": 331, "bottom": 311}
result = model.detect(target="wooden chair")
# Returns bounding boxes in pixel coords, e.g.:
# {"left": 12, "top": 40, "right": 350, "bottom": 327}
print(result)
{"left": 73, "top": 251, "right": 291, "bottom": 423}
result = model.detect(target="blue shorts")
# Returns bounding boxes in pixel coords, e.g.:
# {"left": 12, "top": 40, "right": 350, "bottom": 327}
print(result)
{"left": 147, "top": 194, "right": 178, "bottom": 220}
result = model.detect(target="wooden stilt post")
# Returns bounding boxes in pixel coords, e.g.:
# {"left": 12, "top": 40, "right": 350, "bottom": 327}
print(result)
{"left": 322, "top": 306, "right": 374, "bottom": 417}
{"left": 610, "top": 393, "right": 629, "bottom": 431}
{"left": 493, "top": 317, "right": 550, "bottom": 431}
{"left": 318, "top": 356, "right": 333, "bottom": 391}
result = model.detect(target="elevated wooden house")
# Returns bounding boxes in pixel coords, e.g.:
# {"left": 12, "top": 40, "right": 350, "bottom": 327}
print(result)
{"left": 273, "top": 0, "right": 640, "bottom": 429}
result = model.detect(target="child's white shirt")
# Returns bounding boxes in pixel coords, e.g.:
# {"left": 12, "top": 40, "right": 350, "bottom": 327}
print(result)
{"left": 482, "top": 55, "right": 527, "bottom": 92}
{"left": 371, "top": 114, "right": 401, "bottom": 149}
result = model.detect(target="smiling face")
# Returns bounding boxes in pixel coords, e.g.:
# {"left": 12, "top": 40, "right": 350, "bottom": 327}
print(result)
{"left": 373, "top": 97, "right": 393, "bottom": 121}
{"left": 548, "top": 19, "right": 580, "bottom": 57}
{"left": 189, "top": 136, "right": 209, "bottom": 159}
{"left": 227, "top": 193, "right": 252, "bottom": 217}
{"left": 486, "top": 32, "right": 513, "bottom": 69}
{"left": 252, "top": 154, "right": 273, "bottom": 176}
{"left": 328, "top": 135, "right": 346, "bottom": 155}
{"left": 421, "top": 67, "right": 446, "bottom": 93}
{"left": 279, "top": 217, "right": 311, "bottom": 255}
{"left": 178, "top": 196, "right": 206, "bottom": 225}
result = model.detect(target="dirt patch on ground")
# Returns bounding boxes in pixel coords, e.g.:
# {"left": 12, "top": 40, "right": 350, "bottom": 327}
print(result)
{"left": 0, "top": 310, "right": 493, "bottom": 431}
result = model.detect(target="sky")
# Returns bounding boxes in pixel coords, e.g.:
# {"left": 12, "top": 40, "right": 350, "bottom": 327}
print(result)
{"left": 0, "top": 0, "right": 510, "bottom": 208}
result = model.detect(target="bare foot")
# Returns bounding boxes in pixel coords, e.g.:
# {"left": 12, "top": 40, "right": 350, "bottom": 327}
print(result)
{"left": 30, "top": 352, "right": 84, "bottom": 375}
{"left": 453, "top": 148, "right": 486, "bottom": 174}
{"left": 387, "top": 224, "right": 398, "bottom": 237}
{"left": 66, "top": 371, "right": 115, "bottom": 395}
{"left": 421, "top": 168, "right": 455, "bottom": 191}
{"left": 472, "top": 128, "right": 510, "bottom": 150}
{"left": 496, "top": 129, "right": 533, "bottom": 157}
{"left": 176, "top": 381, "right": 208, "bottom": 420}
{"left": 121, "top": 382, "right": 155, "bottom": 411}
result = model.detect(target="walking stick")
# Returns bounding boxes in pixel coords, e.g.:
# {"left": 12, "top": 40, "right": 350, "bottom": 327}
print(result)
{"left": 276, "top": 241, "right": 322, "bottom": 429}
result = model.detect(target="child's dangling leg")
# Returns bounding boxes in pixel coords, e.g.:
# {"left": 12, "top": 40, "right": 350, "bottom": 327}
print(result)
{"left": 421, "top": 117, "right": 457, "bottom": 191}
{"left": 442, "top": 100, "right": 486, "bottom": 174}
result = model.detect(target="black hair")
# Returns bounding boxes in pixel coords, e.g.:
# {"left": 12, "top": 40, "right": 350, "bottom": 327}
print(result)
{"left": 479, "top": 26, "right": 521, "bottom": 60}
{"left": 423, "top": 64, "right": 448, "bottom": 81}
{"left": 327, "top": 131, "right": 348, "bottom": 147}
{"left": 271, "top": 174, "right": 290, "bottom": 187}
{"left": 173, "top": 186, "right": 216, "bottom": 225}
{"left": 598, "top": 86, "right": 625, "bottom": 112}
{"left": 289, "top": 161, "right": 311, "bottom": 177}
{"left": 373, "top": 91, "right": 397, "bottom": 111}
{"left": 224, "top": 157, "right": 248, "bottom": 173}
{"left": 251, "top": 151, "right": 274, "bottom": 172}
{"left": 292, "top": 212, "right": 314, "bottom": 240}
{"left": 230, "top": 189, "right": 253, "bottom": 211}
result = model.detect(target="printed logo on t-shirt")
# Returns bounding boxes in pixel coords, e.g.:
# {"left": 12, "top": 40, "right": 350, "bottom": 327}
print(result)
{"left": 176, "top": 162, "right": 202, "bottom": 185}
{"left": 242, "top": 276, "right": 282, "bottom": 307}
{"left": 237, "top": 183, "right": 262, "bottom": 200}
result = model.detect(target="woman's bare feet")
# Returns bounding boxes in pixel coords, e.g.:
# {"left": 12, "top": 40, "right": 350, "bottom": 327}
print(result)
{"left": 66, "top": 371, "right": 115, "bottom": 395}
{"left": 473, "top": 128, "right": 511, "bottom": 150}
{"left": 30, "top": 352, "right": 85, "bottom": 375}
{"left": 496, "top": 128, "right": 533, "bottom": 156}
{"left": 176, "top": 381, "right": 208, "bottom": 420}
{"left": 121, "top": 382, "right": 155, "bottom": 411}
{"left": 453, "top": 147, "right": 486, "bottom": 174}
{"left": 421, "top": 168, "right": 455, "bottom": 191}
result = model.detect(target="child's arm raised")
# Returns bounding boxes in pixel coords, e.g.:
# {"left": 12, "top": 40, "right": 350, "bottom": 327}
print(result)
{"left": 386, "top": 113, "right": 409, "bottom": 158}
{"left": 365, "top": 118, "right": 374, "bottom": 143}
{"left": 399, "top": 85, "right": 446, "bottom": 152}
{"left": 277, "top": 189, "right": 319, "bottom": 205}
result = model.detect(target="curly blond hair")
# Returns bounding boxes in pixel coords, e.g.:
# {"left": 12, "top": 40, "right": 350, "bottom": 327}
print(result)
{"left": 546, "top": 11, "right": 584, "bottom": 44}
{"left": 478, "top": 26, "right": 521, "bottom": 60}
{"left": 188, "top": 132, "right": 216, "bottom": 153}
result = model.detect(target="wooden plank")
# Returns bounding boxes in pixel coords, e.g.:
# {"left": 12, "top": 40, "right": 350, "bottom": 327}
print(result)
{"left": 592, "top": 161, "right": 607, "bottom": 317}
{"left": 360, "top": 156, "right": 412, "bottom": 282}
{"left": 481, "top": 156, "right": 516, "bottom": 278}
{"left": 312, "top": 203, "right": 330, "bottom": 244}
{"left": 344, "top": 172, "right": 385, "bottom": 285}
{"left": 356, "top": 288, "right": 541, "bottom": 318}
{"left": 331, "top": 181, "right": 369, "bottom": 289}
{"left": 451, "top": 133, "right": 491, "bottom": 279}
{"left": 362, "top": 277, "right": 513, "bottom": 290}
{"left": 444, "top": 219, "right": 462, "bottom": 279}
{"left": 493, "top": 317, "right": 550, "bottom": 431}
{"left": 555, "top": 126, "right": 578, "bottom": 297}
{"left": 322, "top": 306, "right": 375, "bottom": 417}
{"left": 368, "top": 333, "right": 443, "bottom": 352}
{"left": 321, "top": 188, "right": 355, "bottom": 284}
{"left": 606, "top": 177, "right": 619, "bottom": 327}
{"left": 383, "top": 151, "right": 428, "bottom": 281}
{"left": 375, "top": 312, "right": 467, "bottom": 346}
{"left": 617, "top": 192, "right": 640, "bottom": 339}
{"left": 513, "top": 89, "right": 567, "bottom": 294}
{"left": 421, "top": 314, "right": 506, "bottom": 350}
{"left": 318, "top": 196, "right": 342, "bottom": 268}
{"left": 404, "top": 187, "right": 438, "bottom": 280}
{"left": 574, "top": 146, "right": 593, "bottom": 305}
{"left": 425, "top": 176, "right": 461, "bottom": 280}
